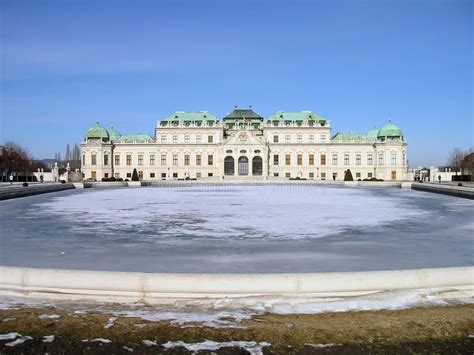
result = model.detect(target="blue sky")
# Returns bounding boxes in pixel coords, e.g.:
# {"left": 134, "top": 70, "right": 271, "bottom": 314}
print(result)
{"left": 1, "top": 0, "right": 472, "bottom": 166}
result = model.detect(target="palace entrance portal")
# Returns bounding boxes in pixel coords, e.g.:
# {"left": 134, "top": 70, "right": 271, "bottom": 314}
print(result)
{"left": 238, "top": 156, "right": 249, "bottom": 176}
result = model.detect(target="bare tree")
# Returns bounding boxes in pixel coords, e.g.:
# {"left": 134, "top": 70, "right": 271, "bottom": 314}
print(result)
{"left": 448, "top": 148, "right": 466, "bottom": 175}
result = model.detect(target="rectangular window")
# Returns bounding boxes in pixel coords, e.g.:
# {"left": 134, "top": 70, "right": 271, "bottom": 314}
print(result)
{"left": 161, "top": 155, "right": 166, "bottom": 166}
{"left": 161, "top": 173, "right": 166, "bottom": 179}
{"left": 391, "top": 153, "right": 397, "bottom": 165}
{"left": 309, "top": 154, "right": 314, "bottom": 165}
{"left": 208, "top": 135, "right": 213, "bottom": 143}
{"left": 321, "top": 154, "right": 326, "bottom": 165}
{"left": 368, "top": 172, "right": 373, "bottom": 178}
{"left": 273, "top": 135, "right": 279, "bottom": 143}
{"left": 285, "top": 172, "right": 290, "bottom": 178}
{"left": 297, "top": 154, "right": 302, "bottom": 165}
{"left": 356, "top": 172, "right": 361, "bottom": 178}
{"left": 115, "top": 155, "right": 120, "bottom": 166}
{"left": 368, "top": 154, "right": 373, "bottom": 165}
{"left": 356, "top": 154, "right": 361, "bottom": 165}
{"left": 321, "top": 172, "right": 326, "bottom": 180}
{"left": 285, "top": 135, "right": 290, "bottom": 143}
{"left": 402, "top": 152, "right": 406, "bottom": 165}
{"left": 297, "top": 135, "right": 302, "bottom": 143}
{"left": 114, "top": 173, "right": 120, "bottom": 178}
{"left": 309, "top": 135, "right": 314, "bottom": 143}
{"left": 208, "top": 172, "right": 213, "bottom": 177}
{"left": 126, "top": 173, "right": 131, "bottom": 178}
{"left": 126, "top": 155, "right": 132, "bottom": 166}
{"left": 321, "top": 135, "right": 326, "bottom": 142}
{"left": 274, "top": 172, "right": 279, "bottom": 177}
{"left": 82, "top": 154, "right": 86, "bottom": 165}
{"left": 184, "top": 135, "right": 190, "bottom": 143}
{"left": 285, "top": 154, "right": 291, "bottom": 165}
{"left": 332, "top": 154, "right": 338, "bottom": 165}
{"left": 196, "top": 154, "right": 202, "bottom": 166}
{"left": 161, "top": 136, "right": 167, "bottom": 143}
{"left": 138, "top": 171, "right": 143, "bottom": 180}
{"left": 173, "top": 172, "right": 178, "bottom": 178}
{"left": 91, "top": 154, "right": 97, "bottom": 166}
{"left": 138, "top": 154, "right": 144, "bottom": 166}
{"left": 344, "top": 154, "right": 349, "bottom": 165}
{"left": 173, "top": 155, "right": 178, "bottom": 166}
{"left": 184, "top": 154, "right": 190, "bottom": 166}
{"left": 150, "top": 155, "right": 155, "bottom": 166}
{"left": 208, "top": 154, "right": 213, "bottom": 165}
{"left": 273, "top": 154, "right": 279, "bottom": 165}
{"left": 150, "top": 172, "right": 155, "bottom": 178}
{"left": 104, "top": 154, "right": 109, "bottom": 166}
{"left": 196, "top": 135, "right": 202, "bottom": 143}
{"left": 196, "top": 172, "right": 201, "bottom": 178}
{"left": 104, "top": 173, "right": 109, "bottom": 178}
{"left": 309, "top": 172, "right": 314, "bottom": 178}
{"left": 173, "top": 135, "right": 178, "bottom": 144}
{"left": 378, "top": 153, "right": 384, "bottom": 165}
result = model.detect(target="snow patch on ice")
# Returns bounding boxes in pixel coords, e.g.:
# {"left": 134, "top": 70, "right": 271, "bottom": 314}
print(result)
{"left": 162, "top": 340, "right": 271, "bottom": 354}
{"left": 33, "top": 186, "right": 426, "bottom": 241}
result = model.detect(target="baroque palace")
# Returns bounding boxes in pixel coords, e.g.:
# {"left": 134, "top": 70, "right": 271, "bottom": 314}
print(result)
{"left": 81, "top": 107, "right": 408, "bottom": 181}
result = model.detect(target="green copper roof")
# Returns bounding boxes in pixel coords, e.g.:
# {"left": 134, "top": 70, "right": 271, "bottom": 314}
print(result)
{"left": 366, "top": 128, "right": 379, "bottom": 141}
{"left": 268, "top": 111, "right": 325, "bottom": 122}
{"left": 85, "top": 122, "right": 109, "bottom": 140}
{"left": 118, "top": 134, "right": 153, "bottom": 143}
{"left": 378, "top": 122, "right": 403, "bottom": 138}
{"left": 162, "top": 111, "right": 217, "bottom": 122}
{"left": 332, "top": 132, "right": 367, "bottom": 143}
{"left": 108, "top": 127, "right": 122, "bottom": 141}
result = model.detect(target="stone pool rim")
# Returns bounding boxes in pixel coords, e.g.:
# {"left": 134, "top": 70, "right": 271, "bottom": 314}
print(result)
{"left": 1, "top": 265, "right": 472, "bottom": 304}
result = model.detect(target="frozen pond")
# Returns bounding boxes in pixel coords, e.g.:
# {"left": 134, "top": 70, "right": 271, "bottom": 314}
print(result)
{"left": 1, "top": 185, "right": 473, "bottom": 273}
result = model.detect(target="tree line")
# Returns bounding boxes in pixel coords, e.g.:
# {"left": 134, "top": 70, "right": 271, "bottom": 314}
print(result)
{"left": 0, "top": 142, "right": 49, "bottom": 181}
{"left": 448, "top": 148, "right": 474, "bottom": 176}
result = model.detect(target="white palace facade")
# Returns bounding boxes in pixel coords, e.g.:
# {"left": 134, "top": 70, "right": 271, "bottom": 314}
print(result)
{"left": 81, "top": 108, "right": 408, "bottom": 181}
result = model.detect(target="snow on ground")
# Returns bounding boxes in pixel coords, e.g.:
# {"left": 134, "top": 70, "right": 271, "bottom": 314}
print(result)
{"left": 38, "top": 313, "right": 61, "bottom": 319}
{"left": 42, "top": 335, "right": 55, "bottom": 343}
{"left": 162, "top": 340, "right": 271, "bottom": 355}
{"left": 0, "top": 287, "right": 472, "bottom": 329}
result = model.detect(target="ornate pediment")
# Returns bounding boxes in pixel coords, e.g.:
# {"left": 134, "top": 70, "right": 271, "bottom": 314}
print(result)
{"left": 223, "top": 129, "right": 265, "bottom": 147}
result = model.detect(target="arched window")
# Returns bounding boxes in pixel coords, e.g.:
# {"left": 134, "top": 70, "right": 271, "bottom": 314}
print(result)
{"left": 224, "top": 156, "right": 235, "bottom": 176}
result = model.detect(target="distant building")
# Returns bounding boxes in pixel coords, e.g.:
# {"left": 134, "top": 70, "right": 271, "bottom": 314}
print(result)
{"left": 81, "top": 107, "right": 408, "bottom": 181}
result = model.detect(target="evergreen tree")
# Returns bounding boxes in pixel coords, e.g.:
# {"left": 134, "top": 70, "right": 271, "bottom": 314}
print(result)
{"left": 132, "top": 168, "right": 139, "bottom": 181}
{"left": 65, "top": 144, "right": 71, "bottom": 161}
{"left": 344, "top": 169, "right": 354, "bottom": 181}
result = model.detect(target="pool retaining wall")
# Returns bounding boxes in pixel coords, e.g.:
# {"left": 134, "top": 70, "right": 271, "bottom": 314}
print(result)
{"left": 0, "top": 266, "right": 472, "bottom": 304}
{"left": 0, "top": 183, "right": 75, "bottom": 201}
{"left": 412, "top": 183, "right": 474, "bottom": 199}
